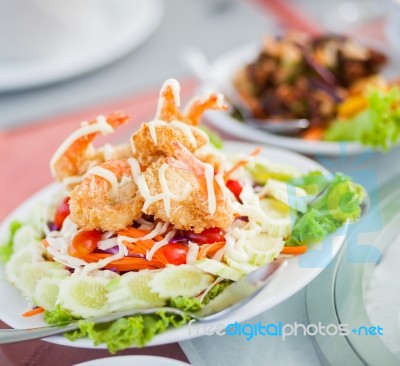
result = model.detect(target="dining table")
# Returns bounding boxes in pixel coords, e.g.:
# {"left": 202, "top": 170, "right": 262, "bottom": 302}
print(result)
{"left": 1, "top": 0, "right": 399, "bottom": 365}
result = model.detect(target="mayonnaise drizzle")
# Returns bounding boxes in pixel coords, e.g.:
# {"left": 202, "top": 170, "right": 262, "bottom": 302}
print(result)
{"left": 50, "top": 115, "right": 113, "bottom": 177}
{"left": 145, "top": 119, "right": 208, "bottom": 148}
{"left": 88, "top": 166, "right": 119, "bottom": 196}
{"left": 127, "top": 158, "right": 192, "bottom": 216}
{"left": 102, "top": 143, "right": 114, "bottom": 161}
{"left": 204, "top": 163, "right": 216, "bottom": 215}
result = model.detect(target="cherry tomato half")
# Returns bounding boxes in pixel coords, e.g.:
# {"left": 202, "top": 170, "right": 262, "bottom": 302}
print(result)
{"left": 54, "top": 197, "right": 70, "bottom": 230}
{"left": 186, "top": 228, "right": 225, "bottom": 245}
{"left": 226, "top": 180, "right": 243, "bottom": 199}
{"left": 162, "top": 243, "right": 188, "bottom": 265}
{"left": 69, "top": 230, "right": 102, "bottom": 257}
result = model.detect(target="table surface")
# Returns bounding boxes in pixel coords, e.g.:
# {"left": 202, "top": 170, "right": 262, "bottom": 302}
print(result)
{"left": 0, "top": 0, "right": 398, "bottom": 365}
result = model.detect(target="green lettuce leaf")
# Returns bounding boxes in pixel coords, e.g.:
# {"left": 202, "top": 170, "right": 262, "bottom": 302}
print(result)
{"left": 324, "top": 86, "right": 400, "bottom": 150}
{"left": 199, "top": 126, "right": 223, "bottom": 149}
{"left": 247, "top": 162, "right": 299, "bottom": 185}
{"left": 287, "top": 173, "right": 364, "bottom": 246}
{"left": 288, "top": 171, "right": 328, "bottom": 195}
{"left": 64, "top": 311, "right": 191, "bottom": 354}
{"left": 44, "top": 304, "right": 79, "bottom": 325}
{"left": 0, "top": 220, "right": 22, "bottom": 262}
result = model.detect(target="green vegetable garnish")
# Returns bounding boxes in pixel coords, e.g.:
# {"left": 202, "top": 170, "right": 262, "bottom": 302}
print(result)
{"left": 247, "top": 162, "right": 299, "bottom": 185}
{"left": 288, "top": 171, "right": 328, "bottom": 195}
{"left": 0, "top": 220, "right": 22, "bottom": 262}
{"left": 324, "top": 86, "right": 400, "bottom": 150}
{"left": 287, "top": 173, "right": 364, "bottom": 246}
{"left": 199, "top": 126, "right": 223, "bottom": 149}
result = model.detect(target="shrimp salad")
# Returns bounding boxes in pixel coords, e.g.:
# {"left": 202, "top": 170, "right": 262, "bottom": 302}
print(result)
{"left": 0, "top": 79, "right": 365, "bottom": 352}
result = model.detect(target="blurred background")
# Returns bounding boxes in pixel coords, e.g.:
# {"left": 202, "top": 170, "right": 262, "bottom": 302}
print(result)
{"left": 0, "top": 0, "right": 398, "bottom": 129}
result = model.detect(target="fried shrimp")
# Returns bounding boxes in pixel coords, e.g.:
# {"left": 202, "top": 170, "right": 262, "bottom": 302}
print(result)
{"left": 69, "top": 159, "right": 143, "bottom": 231}
{"left": 184, "top": 92, "right": 227, "bottom": 126}
{"left": 130, "top": 142, "right": 234, "bottom": 233}
{"left": 50, "top": 112, "right": 130, "bottom": 184}
{"left": 131, "top": 80, "right": 227, "bottom": 165}
{"left": 131, "top": 120, "right": 209, "bottom": 165}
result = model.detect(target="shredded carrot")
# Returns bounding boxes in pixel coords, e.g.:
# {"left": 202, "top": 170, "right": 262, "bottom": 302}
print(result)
{"left": 118, "top": 227, "right": 150, "bottom": 238}
{"left": 22, "top": 307, "right": 45, "bottom": 317}
{"left": 42, "top": 239, "right": 49, "bottom": 248}
{"left": 224, "top": 147, "right": 262, "bottom": 181}
{"left": 80, "top": 252, "right": 163, "bottom": 271}
{"left": 281, "top": 245, "right": 307, "bottom": 255}
{"left": 198, "top": 242, "right": 225, "bottom": 259}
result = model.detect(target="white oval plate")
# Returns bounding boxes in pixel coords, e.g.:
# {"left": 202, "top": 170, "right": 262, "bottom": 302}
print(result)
{"left": 0, "top": 0, "right": 163, "bottom": 92}
{"left": 204, "top": 42, "right": 376, "bottom": 156}
{"left": 74, "top": 355, "right": 190, "bottom": 366}
{"left": 0, "top": 142, "right": 346, "bottom": 348}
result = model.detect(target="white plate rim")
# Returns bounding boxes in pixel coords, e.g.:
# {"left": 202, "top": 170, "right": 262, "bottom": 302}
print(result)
{"left": 0, "top": 141, "right": 347, "bottom": 348}
{"left": 204, "top": 41, "right": 375, "bottom": 156}
{"left": 0, "top": 0, "right": 164, "bottom": 92}
{"left": 73, "top": 355, "right": 190, "bottom": 366}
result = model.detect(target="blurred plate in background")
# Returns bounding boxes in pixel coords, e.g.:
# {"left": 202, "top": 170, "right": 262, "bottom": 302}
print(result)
{"left": 0, "top": 0, "right": 164, "bottom": 92}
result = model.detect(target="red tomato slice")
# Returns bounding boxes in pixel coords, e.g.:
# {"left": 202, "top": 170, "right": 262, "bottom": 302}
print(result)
{"left": 54, "top": 197, "right": 70, "bottom": 230}
{"left": 69, "top": 230, "right": 102, "bottom": 257}
{"left": 226, "top": 180, "right": 243, "bottom": 199}
{"left": 186, "top": 228, "right": 225, "bottom": 245}
{"left": 162, "top": 243, "right": 188, "bottom": 265}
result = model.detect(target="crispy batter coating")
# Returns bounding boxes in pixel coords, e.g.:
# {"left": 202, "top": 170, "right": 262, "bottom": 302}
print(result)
{"left": 69, "top": 160, "right": 143, "bottom": 231}
{"left": 131, "top": 122, "right": 208, "bottom": 165}
{"left": 142, "top": 147, "right": 234, "bottom": 233}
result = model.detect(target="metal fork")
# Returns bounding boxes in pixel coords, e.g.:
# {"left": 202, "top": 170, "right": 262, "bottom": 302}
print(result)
{"left": 0, "top": 259, "right": 287, "bottom": 344}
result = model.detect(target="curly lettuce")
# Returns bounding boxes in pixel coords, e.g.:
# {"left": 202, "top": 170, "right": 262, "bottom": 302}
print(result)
{"left": 324, "top": 86, "right": 400, "bottom": 150}
{"left": 0, "top": 220, "right": 22, "bottom": 262}
{"left": 287, "top": 173, "right": 364, "bottom": 246}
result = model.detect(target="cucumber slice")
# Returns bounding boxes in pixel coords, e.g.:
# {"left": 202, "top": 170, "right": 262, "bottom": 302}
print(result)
{"left": 261, "top": 179, "right": 308, "bottom": 213}
{"left": 58, "top": 276, "right": 110, "bottom": 318}
{"left": 33, "top": 277, "right": 63, "bottom": 311}
{"left": 5, "top": 243, "right": 45, "bottom": 283}
{"left": 149, "top": 265, "right": 214, "bottom": 298}
{"left": 243, "top": 233, "right": 284, "bottom": 266}
{"left": 224, "top": 256, "right": 258, "bottom": 274}
{"left": 193, "top": 258, "right": 243, "bottom": 281}
{"left": 259, "top": 198, "right": 294, "bottom": 238}
{"left": 14, "top": 262, "right": 69, "bottom": 298}
{"left": 107, "top": 271, "right": 166, "bottom": 311}
{"left": 247, "top": 161, "right": 300, "bottom": 184}
{"left": 12, "top": 225, "right": 40, "bottom": 253}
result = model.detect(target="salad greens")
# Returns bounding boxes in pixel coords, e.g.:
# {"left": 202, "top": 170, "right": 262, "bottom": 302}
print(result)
{"left": 247, "top": 162, "right": 298, "bottom": 185}
{"left": 65, "top": 311, "right": 190, "bottom": 354}
{"left": 324, "top": 86, "right": 400, "bottom": 150}
{"left": 199, "top": 126, "right": 223, "bottom": 149}
{"left": 286, "top": 173, "right": 364, "bottom": 246}
{"left": 0, "top": 220, "right": 22, "bottom": 263}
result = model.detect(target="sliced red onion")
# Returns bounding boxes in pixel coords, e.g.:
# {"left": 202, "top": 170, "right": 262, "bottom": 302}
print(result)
{"left": 94, "top": 246, "right": 119, "bottom": 255}
{"left": 169, "top": 235, "right": 189, "bottom": 244}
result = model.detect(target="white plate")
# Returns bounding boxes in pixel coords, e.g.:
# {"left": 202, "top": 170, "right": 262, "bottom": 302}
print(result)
{"left": 0, "top": 142, "right": 346, "bottom": 348}
{"left": 74, "top": 355, "right": 190, "bottom": 366}
{"left": 204, "top": 42, "right": 376, "bottom": 156}
{"left": 0, "top": 0, "right": 163, "bottom": 92}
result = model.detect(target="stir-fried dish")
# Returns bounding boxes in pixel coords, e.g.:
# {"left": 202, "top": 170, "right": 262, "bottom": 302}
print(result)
{"left": 0, "top": 80, "right": 364, "bottom": 352}
{"left": 233, "top": 32, "right": 400, "bottom": 149}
